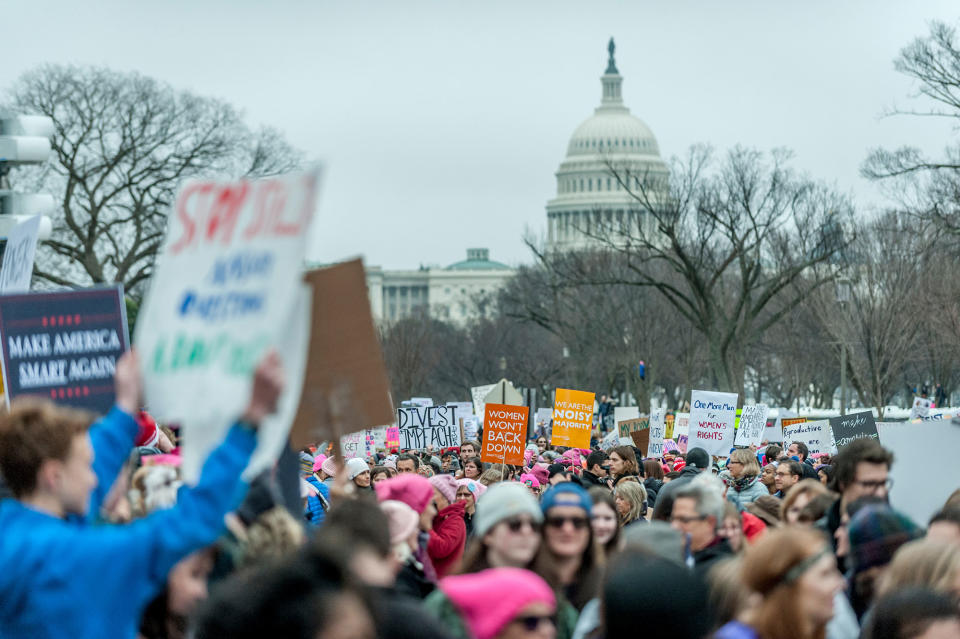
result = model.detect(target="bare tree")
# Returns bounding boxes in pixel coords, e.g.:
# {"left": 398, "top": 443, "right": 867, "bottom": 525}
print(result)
{"left": 813, "top": 213, "right": 928, "bottom": 418}
{"left": 4, "top": 65, "right": 303, "bottom": 299}
{"left": 532, "top": 145, "right": 853, "bottom": 398}
{"left": 862, "top": 21, "right": 960, "bottom": 238}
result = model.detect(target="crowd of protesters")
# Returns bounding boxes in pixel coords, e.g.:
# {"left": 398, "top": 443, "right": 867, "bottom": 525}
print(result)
{"left": 1, "top": 353, "right": 959, "bottom": 639}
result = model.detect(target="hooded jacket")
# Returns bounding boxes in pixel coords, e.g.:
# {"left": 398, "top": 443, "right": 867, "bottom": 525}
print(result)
{"left": 428, "top": 500, "right": 467, "bottom": 578}
{"left": 0, "top": 407, "right": 256, "bottom": 639}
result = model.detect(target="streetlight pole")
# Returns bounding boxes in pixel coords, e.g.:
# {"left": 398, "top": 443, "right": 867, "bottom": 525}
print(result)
{"left": 836, "top": 277, "right": 851, "bottom": 416}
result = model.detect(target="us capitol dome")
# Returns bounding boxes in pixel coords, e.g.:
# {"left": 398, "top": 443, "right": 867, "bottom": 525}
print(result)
{"left": 546, "top": 38, "right": 669, "bottom": 252}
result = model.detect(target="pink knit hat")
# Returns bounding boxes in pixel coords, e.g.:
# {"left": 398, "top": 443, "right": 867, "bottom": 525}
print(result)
{"left": 457, "top": 478, "right": 487, "bottom": 500}
{"left": 380, "top": 499, "right": 419, "bottom": 545}
{"left": 439, "top": 568, "right": 556, "bottom": 639}
{"left": 530, "top": 465, "right": 549, "bottom": 487}
{"left": 312, "top": 454, "right": 327, "bottom": 473}
{"left": 430, "top": 474, "right": 459, "bottom": 504}
{"left": 375, "top": 474, "right": 434, "bottom": 514}
{"left": 519, "top": 473, "right": 541, "bottom": 489}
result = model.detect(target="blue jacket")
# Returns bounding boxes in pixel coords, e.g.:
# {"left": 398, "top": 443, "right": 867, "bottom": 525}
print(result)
{"left": 304, "top": 474, "right": 330, "bottom": 526}
{"left": 0, "top": 407, "right": 256, "bottom": 639}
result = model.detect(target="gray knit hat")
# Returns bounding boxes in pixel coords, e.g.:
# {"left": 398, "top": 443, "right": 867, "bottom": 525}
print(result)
{"left": 473, "top": 482, "right": 544, "bottom": 538}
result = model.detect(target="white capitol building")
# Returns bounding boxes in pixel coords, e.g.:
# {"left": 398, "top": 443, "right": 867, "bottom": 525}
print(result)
{"left": 367, "top": 39, "right": 667, "bottom": 323}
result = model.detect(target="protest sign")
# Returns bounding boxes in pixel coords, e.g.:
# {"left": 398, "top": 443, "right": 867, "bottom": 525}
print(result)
{"left": 677, "top": 434, "right": 689, "bottom": 453}
{"left": 783, "top": 419, "right": 834, "bottom": 456}
{"left": 764, "top": 409, "right": 793, "bottom": 443}
{"left": 618, "top": 416, "right": 649, "bottom": 452}
{"left": 341, "top": 431, "right": 364, "bottom": 459}
{"left": 365, "top": 426, "right": 387, "bottom": 456}
{"left": 673, "top": 412, "right": 690, "bottom": 439}
{"left": 632, "top": 426, "right": 650, "bottom": 456}
{"left": 386, "top": 426, "right": 400, "bottom": 450}
{"left": 551, "top": 388, "right": 595, "bottom": 449}
{"left": 481, "top": 403, "right": 529, "bottom": 465}
{"left": 289, "top": 259, "right": 394, "bottom": 450}
{"left": 136, "top": 170, "right": 320, "bottom": 482}
{"left": 446, "top": 401, "right": 473, "bottom": 421}
{"left": 665, "top": 413, "right": 675, "bottom": 439}
{"left": 688, "top": 390, "right": 738, "bottom": 457}
{"left": 0, "top": 286, "right": 128, "bottom": 414}
{"left": 0, "top": 215, "right": 41, "bottom": 293}
{"left": 397, "top": 405, "right": 461, "bottom": 450}
{"left": 409, "top": 397, "right": 432, "bottom": 407}
{"left": 615, "top": 406, "right": 641, "bottom": 445}
{"left": 534, "top": 407, "right": 553, "bottom": 438}
{"left": 601, "top": 429, "right": 619, "bottom": 450}
{"left": 879, "top": 420, "right": 960, "bottom": 529}
{"left": 734, "top": 404, "right": 769, "bottom": 448}
{"left": 462, "top": 416, "right": 480, "bottom": 441}
{"left": 828, "top": 410, "right": 879, "bottom": 448}
{"left": 910, "top": 396, "right": 933, "bottom": 421}
{"left": 664, "top": 439, "right": 679, "bottom": 454}
{"left": 483, "top": 379, "right": 523, "bottom": 407}
{"left": 471, "top": 383, "right": 497, "bottom": 420}
{"left": 648, "top": 407, "right": 666, "bottom": 457}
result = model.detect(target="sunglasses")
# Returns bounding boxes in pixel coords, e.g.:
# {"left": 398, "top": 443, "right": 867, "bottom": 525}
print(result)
{"left": 512, "top": 614, "right": 556, "bottom": 632}
{"left": 545, "top": 515, "right": 590, "bottom": 530}
{"left": 505, "top": 518, "right": 542, "bottom": 533}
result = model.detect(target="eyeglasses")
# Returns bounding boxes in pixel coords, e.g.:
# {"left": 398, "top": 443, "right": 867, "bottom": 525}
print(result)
{"left": 512, "top": 614, "right": 556, "bottom": 632}
{"left": 505, "top": 518, "right": 542, "bottom": 533}
{"left": 727, "top": 460, "right": 742, "bottom": 466}
{"left": 670, "top": 514, "right": 708, "bottom": 525}
{"left": 545, "top": 515, "right": 590, "bottom": 530}
{"left": 853, "top": 478, "right": 894, "bottom": 492}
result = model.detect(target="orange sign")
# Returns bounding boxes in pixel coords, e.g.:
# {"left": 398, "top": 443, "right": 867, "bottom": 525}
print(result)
{"left": 481, "top": 403, "right": 529, "bottom": 465}
{"left": 550, "top": 388, "right": 595, "bottom": 449}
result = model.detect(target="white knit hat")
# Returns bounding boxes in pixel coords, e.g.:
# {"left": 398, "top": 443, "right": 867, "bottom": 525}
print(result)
{"left": 346, "top": 457, "right": 370, "bottom": 480}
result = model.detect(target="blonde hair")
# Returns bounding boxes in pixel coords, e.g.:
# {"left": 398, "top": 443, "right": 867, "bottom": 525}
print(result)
{"left": 615, "top": 481, "right": 647, "bottom": 524}
{"left": 730, "top": 448, "right": 761, "bottom": 477}
{"left": 880, "top": 539, "right": 960, "bottom": 597}
{"left": 241, "top": 506, "right": 307, "bottom": 568}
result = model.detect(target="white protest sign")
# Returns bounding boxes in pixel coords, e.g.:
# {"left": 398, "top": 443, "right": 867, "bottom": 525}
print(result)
{"left": 534, "top": 407, "right": 553, "bottom": 437}
{"left": 601, "top": 429, "right": 619, "bottom": 450}
{"left": 365, "top": 426, "right": 387, "bottom": 456}
{"left": 409, "top": 397, "right": 433, "bottom": 407}
{"left": 462, "top": 416, "right": 480, "bottom": 441}
{"left": 0, "top": 215, "right": 41, "bottom": 292}
{"left": 879, "top": 420, "right": 960, "bottom": 528}
{"left": 614, "top": 406, "right": 641, "bottom": 445}
{"left": 910, "top": 396, "right": 933, "bottom": 421}
{"left": 446, "top": 401, "right": 474, "bottom": 422}
{"left": 764, "top": 408, "right": 793, "bottom": 443}
{"left": 341, "top": 430, "right": 364, "bottom": 459}
{"left": 135, "top": 170, "right": 320, "bottom": 482}
{"left": 783, "top": 419, "right": 835, "bottom": 456}
{"left": 397, "top": 405, "right": 461, "bottom": 450}
{"left": 735, "top": 404, "right": 769, "bottom": 448}
{"left": 688, "top": 390, "right": 738, "bottom": 457}
{"left": 673, "top": 412, "right": 690, "bottom": 439}
{"left": 648, "top": 407, "right": 666, "bottom": 457}
{"left": 471, "top": 383, "right": 496, "bottom": 420}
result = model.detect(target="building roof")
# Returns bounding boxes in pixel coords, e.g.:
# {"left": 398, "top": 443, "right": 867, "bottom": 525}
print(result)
{"left": 445, "top": 248, "right": 511, "bottom": 271}
{"left": 564, "top": 38, "right": 661, "bottom": 159}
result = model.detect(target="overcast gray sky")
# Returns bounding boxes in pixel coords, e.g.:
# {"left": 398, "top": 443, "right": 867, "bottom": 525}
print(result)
{"left": 4, "top": 1, "right": 958, "bottom": 268}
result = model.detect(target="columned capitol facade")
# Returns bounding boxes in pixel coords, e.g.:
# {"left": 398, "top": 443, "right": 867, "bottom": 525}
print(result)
{"left": 367, "top": 39, "right": 667, "bottom": 323}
